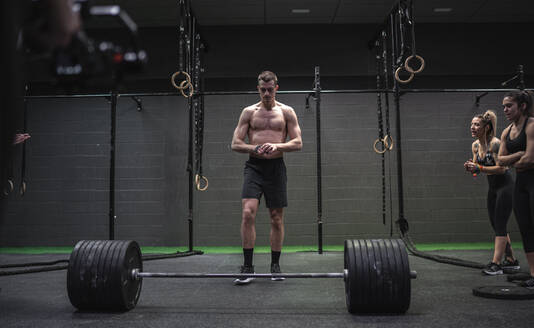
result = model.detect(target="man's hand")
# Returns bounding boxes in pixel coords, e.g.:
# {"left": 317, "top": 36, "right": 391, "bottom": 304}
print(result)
{"left": 255, "top": 143, "right": 278, "bottom": 155}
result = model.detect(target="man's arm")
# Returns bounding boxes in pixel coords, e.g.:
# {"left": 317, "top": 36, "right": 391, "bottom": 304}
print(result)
{"left": 278, "top": 107, "right": 302, "bottom": 152}
{"left": 231, "top": 108, "right": 255, "bottom": 154}
{"left": 497, "top": 125, "right": 524, "bottom": 166}
{"left": 514, "top": 118, "right": 534, "bottom": 170}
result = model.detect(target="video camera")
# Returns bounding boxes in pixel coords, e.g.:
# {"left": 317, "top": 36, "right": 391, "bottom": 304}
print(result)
{"left": 24, "top": 0, "right": 148, "bottom": 84}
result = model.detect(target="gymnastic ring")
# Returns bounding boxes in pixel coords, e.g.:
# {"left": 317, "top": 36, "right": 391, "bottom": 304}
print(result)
{"left": 373, "top": 138, "right": 387, "bottom": 154}
{"left": 394, "top": 66, "right": 414, "bottom": 84}
{"left": 171, "top": 71, "right": 192, "bottom": 90}
{"left": 404, "top": 55, "right": 425, "bottom": 74}
{"left": 3, "top": 179, "right": 14, "bottom": 196}
{"left": 195, "top": 174, "right": 208, "bottom": 191}
{"left": 19, "top": 181, "right": 27, "bottom": 197}
{"left": 179, "top": 79, "right": 194, "bottom": 98}
{"left": 383, "top": 134, "right": 394, "bottom": 151}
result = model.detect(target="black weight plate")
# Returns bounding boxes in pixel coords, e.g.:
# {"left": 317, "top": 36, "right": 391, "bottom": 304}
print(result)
{"left": 71, "top": 240, "right": 103, "bottom": 310}
{"left": 376, "top": 239, "right": 391, "bottom": 307}
{"left": 389, "top": 239, "right": 411, "bottom": 313}
{"left": 67, "top": 240, "right": 92, "bottom": 310}
{"left": 473, "top": 286, "right": 534, "bottom": 300}
{"left": 67, "top": 240, "right": 142, "bottom": 312}
{"left": 344, "top": 239, "right": 412, "bottom": 314}
{"left": 117, "top": 240, "right": 143, "bottom": 310}
{"left": 344, "top": 239, "right": 361, "bottom": 313}
{"left": 357, "top": 239, "right": 370, "bottom": 310}
{"left": 507, "top": 272, "right": 532, "bottom": 282}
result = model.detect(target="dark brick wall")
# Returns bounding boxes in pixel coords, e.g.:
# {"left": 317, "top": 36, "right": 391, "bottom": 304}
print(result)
{"left": 2, "top": 21, "right": 531, "bottom": 246}
{"left": 1, "top": 90, "right": 520, "bottom": 246}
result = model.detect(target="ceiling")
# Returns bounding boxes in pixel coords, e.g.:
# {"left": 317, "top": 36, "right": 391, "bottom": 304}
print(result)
{"left": 89, "top": 0, "right": 534, "bottom": 27}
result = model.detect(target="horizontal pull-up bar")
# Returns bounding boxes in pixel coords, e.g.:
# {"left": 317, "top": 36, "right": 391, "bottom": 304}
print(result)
{"left": 24, "top": 88, "right": 533, "bottom": 99}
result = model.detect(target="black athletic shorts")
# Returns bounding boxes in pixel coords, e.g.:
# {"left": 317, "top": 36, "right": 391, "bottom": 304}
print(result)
{"left": 241, "top": 157, "right": 287, "bottom": 208}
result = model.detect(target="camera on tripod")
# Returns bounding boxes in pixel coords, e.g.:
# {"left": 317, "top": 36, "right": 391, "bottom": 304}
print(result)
{"left": 25, "top": 0, "right": 148, "bottom": 83}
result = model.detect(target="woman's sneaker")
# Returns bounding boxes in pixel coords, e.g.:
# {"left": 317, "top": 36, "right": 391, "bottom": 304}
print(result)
{"left": 482, "top": 262, "right": 503, "bottom": 276}
{"left": 519, "top": 277, "right": 534, "bottom": 289}
{"left": 501, "top": 258, "right": 520, "bottom": 270}
{"left": 234, "top": 265, "right": 255, "bottom": 285}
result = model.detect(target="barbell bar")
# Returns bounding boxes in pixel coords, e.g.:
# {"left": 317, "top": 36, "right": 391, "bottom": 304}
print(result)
{"left": 133, "top": 270, "right": 346, "bottom": 279}
{"left": 67, "top": 239, "right": 416, "bottom": 314}
{"left": 132, "top": 269, "right": 416, "bottom": 280}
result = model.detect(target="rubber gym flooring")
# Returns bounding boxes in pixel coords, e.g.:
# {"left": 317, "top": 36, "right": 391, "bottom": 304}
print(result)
{"left": 1, "top": 249, "right": 534, "bottom": 328}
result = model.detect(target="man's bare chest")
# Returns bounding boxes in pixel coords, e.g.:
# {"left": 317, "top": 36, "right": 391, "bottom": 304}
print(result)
{"left": 250, "top": 111, "right": 286, "bottom": 131}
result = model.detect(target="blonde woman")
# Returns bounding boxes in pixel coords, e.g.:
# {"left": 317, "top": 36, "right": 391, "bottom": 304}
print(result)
{"left": 464, "top": 110, "right": 518, "bottom": 275}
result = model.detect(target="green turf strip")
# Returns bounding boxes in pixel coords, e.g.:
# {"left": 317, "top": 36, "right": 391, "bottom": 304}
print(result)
{"left": 0, "top": 242, "right": 524, "bottom": 255}
{"left": 0, "top": 247, "right": 73, "bottom": 254}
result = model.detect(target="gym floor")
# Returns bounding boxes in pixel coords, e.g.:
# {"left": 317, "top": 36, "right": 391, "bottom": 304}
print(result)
{"left": 1, "top": 249, "right": 534, "bottom": 327}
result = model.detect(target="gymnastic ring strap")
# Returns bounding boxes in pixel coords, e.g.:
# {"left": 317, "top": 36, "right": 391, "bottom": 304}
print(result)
{"left": 404, "top": 54, "right": 425, "bottom": 74}
{"left": 394, "top": 66, "right": 414, "bottom": 84}
{"left": 171, "top": 71, "right": 192, "bottom": 89}
{"left": 383, "top": 134, "right": 394, "bottom": 151}
{"left": 3, "top": 179, "right": 14, "bottom": 196}
{"left": 179, "top": 79, "right": 194, "bottom": 98}
{"left": 195, "top": 174, "right": 208, "bottom": 191}
{"left": 373, "top": 138, "right": 387, "bottom": 154}
{"left": 19, "top": 181, "right": 27, "bottom": 197}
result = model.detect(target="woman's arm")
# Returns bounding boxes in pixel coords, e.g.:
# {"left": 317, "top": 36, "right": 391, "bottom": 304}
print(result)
{"left": 514, "top": 118, "right": 534, "bottom": 170}
{"left": 478, "top": 139, "right": 507, "bottom": 175}
{"left": 497, "top": 125, "right": 524, "bottom": 166}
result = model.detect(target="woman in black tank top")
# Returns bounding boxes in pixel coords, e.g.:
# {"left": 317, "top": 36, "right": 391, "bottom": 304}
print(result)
{"left": 497, "top": 90, "right": 534, "bottom": 287}
{"left": 464, "top": 110, "right": 517, "bottom": 275}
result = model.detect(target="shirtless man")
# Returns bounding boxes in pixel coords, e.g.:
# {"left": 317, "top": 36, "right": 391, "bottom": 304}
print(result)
{"left": 231, "top": 71, "right": 302, "bottom": 284}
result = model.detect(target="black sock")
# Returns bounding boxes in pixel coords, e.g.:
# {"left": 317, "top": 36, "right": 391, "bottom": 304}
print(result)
{"left": 243, "top": 248, "right": 253, "bottom": 267}
{"left": 271, "top": 250, "right": 281, "bottom": 265}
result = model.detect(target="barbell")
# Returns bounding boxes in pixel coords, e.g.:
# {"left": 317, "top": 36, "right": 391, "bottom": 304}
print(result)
{"left": 67, "top": 239, "right": 416, "bottom": 314}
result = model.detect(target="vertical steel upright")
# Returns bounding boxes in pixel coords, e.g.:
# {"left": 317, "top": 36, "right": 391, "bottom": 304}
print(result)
{"left": 314, "top": 66, "right": 323, "bottom": 254}
{"left": 109, "top": 92, "right": 118, "bottom": 240}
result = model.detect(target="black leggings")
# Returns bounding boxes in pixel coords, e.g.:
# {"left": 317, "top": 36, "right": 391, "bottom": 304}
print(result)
{"left": 514, "top": 170, "right": 534, "bottom": 253}
{"left": 487, "top": 172, "right": 514, "bottom": 237}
